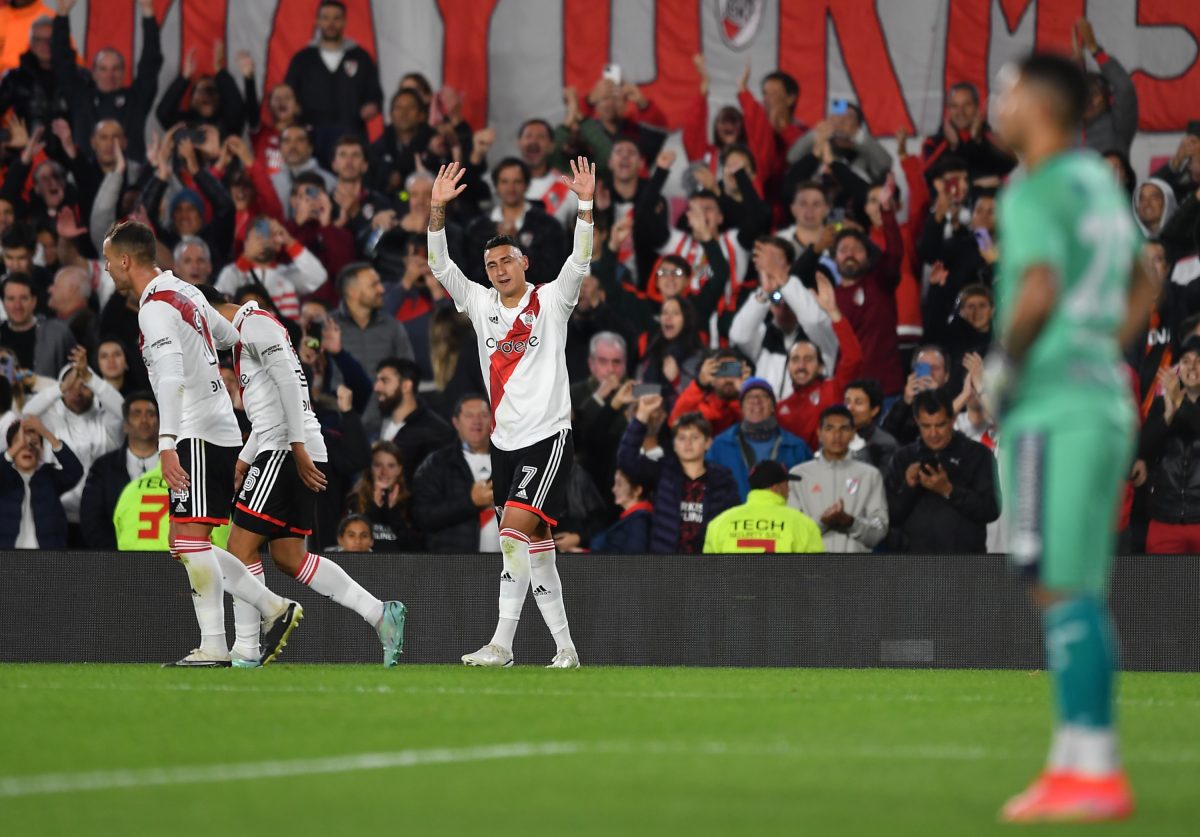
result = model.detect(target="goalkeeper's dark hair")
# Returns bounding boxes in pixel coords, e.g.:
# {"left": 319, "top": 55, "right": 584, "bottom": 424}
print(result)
{"left": 105, "top": 220, "right": 158, "bottom": 266}
{"left": 195, "top": 283, "right": 227, "bottom": 307}
{"left": 1019, "top": 52, "right": 1088, "bottom": 130}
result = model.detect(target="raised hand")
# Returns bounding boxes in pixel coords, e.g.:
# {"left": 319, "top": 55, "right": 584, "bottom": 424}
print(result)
{"left": 321, "top": 318, "right": 342, "bottom": 355}
{"left": 686, "top": 202, "right": 712, "bottom": 243}
{"left": 608, "top": 212, "right": 632, "bottom": 254}
{"left": 928, "top": 261, "right": 949, "bottom": 287}
{"left": 814, "top": 272, "right": 841, "bottom": 321}
{"left": 431, "top": 162, "right": 467, "bottom": 206}
{"left": 692, "top": 53, "right": 709, "bottom": 95}
{"left": 137, "top": 0, "right": 155, "bottom": 17}
{"left": 1076, "top": 18, "right": 1098, "bottom": 53}
{"left": 182, "top": 48, "right": 197, "bottom": 80}
{"left": 336, "top": 384, "right": 354, "bottom": 414}
{"left": 562, "top": 156, "right": 596, "bottom": 202}
{"left": 895, "top": 125, "right": 910, "bottom": 159}
{"left": 470, "top": 126, "right": 495, "bottom": 164}
{"left": 236, "top": 51, "right": 255, "bottom": 79}
{"left": 738, "top": 59, "right": 752, "bottom": 93}
{"left": 213, "top": 39, "right": 225, "bottom": 73}
{"left": 51, "top": 118, "right": 76, "bottom": 158}
{"left": 58, "top": 0, "right": 78, "bottom": 15}
{"left": 20, "top": 126, "right": 45, "bottom": 166}
{"left": 6, "top": 115, "right": 29, "bottom": 149}
{"left": 56, "top": 205, "right": 88, "bottom": 240}
{"left": 656, "top": 148, "right": 676, "bottom": 171}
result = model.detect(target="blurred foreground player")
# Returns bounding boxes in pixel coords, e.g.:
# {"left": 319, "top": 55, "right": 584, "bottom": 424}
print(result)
{"left": 203, "top": 287, "right": 407, "bottom": 668}
{"left": 103, "top": 221, "right": 303, "bottom": 667}
{"left": 987, "top": 54, "right": 1156, "bottom": 822}
{"left": 428, "top": 159, "right": 595, "bottom": 668}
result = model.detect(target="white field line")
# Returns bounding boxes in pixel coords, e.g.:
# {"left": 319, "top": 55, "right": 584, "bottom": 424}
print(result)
{"left": 2, "top": 739, "right": 1197, "bottom": 799}
{"left": 6, "top": 679, "right": 1199, "bottom": 709}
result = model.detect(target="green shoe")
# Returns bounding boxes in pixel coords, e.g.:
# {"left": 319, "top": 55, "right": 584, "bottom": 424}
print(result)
{"left": 378, "top": 601, "right": 407, "bottom": 667}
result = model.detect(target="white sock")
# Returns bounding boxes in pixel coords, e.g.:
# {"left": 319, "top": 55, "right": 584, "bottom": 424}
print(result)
{"left": 296, "top": 552, "right": 383, "bottom": 626}
{"left": 529, "top": 539, "right": 574, "bottom": 652}
{"left": 174, "top": 538, "right": 227, "bottom": 657}
{"left": 231, "top": 560, "right": 266, "bottom": 660}
{"left": 1069, "top": 725, "right": 1120, "bottom": 777}
{"left": 490, "top": 529, "right": 531, "bottom": 650}
{"left": 212, "top": 544, "right": 288, "bottom": 619}
{"left": 1047, "top": 725, "right": 1074, "bottom": 772}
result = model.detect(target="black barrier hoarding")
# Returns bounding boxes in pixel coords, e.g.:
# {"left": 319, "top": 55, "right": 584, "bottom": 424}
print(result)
{"left": 0, "top": 552, "right": 1196, "bottom": 671}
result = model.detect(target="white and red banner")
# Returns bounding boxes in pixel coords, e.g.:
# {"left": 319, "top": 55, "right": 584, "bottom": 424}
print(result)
{"left": 66, "top": 0, "right": 1199, "bottom": 169}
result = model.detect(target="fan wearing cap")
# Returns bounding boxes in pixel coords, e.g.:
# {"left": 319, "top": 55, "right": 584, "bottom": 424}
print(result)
{"left": 708, "top": 377, "right": 811, "bottom": 500}
{"left": 702, "top": 460, "right": 823, "bottom": 554}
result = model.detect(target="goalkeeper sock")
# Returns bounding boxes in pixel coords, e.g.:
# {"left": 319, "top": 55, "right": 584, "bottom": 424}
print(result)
{"left": 1043, "top": 596, "right": 1120, "bottom": 776}
{"left": 174, "top": 538, "right": 227, "bottom": 657}
{"left": 296, "top": 552, "right": 384, "bottom": 626}
{"left": 529, "top": 539, "right": 574, "bottom": 651}
{"left": 490, "top": 529, "right": 532, "bottom": 650}
{"left": 231, "top": 560, "right": 266, "bottom": 660}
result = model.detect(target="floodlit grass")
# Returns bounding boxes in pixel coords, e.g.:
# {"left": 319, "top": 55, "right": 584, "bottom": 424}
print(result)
{"left": 1, "top": 665, "right": 1196, "bottom": 836}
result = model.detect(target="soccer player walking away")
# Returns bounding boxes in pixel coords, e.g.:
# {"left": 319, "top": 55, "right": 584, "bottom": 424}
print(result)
{"left": 202, "top": 287, "right": 407, "bottom": 667}
{"left": 428, "top": 158, "right": 594, "bottom": 668}
{"left": 103, "top": 221, "right": 304, "bottom": 668}
{"left": 986, "top": 54, "right": 1157, "bottom": 822}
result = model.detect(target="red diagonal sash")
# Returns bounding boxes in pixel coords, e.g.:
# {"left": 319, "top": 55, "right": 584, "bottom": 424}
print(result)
{"left": 488, "top": 288, "right": 541, "bottom": 432}
{"left": 144, "top": 290, "right": 216, "bottom": 360}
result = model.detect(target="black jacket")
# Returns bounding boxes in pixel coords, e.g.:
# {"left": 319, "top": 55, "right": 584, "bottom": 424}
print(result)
{"left": 920, "top": 123, "right": 1016, "bottom": 183}
{"left": 284, "top": 43, "right": 383, "bottom": 137}
{"left": 384, "top": 403, "right": 456, "bottom": 479}
{"left": 0, "top": 51, "right": 66, "bottom": 128}
{"left": 368, "top": 123, "right": 437, "bottom": 194}
{"left": 1141, "top": 395, "right": 1200, "bottom": 525}
{"left": 410, "top": 441, "right": 486, "bottom": 553}
{"left": 885, "top": 432, "right": 999, "bottom": 553}
{"left": 79, "top": 443, "right": 135, "bottom": 549}
{"left": 0, "top": 443, "right": 83, "bottom": 549}
{"left": 313, "top": 409, "right": 371, "bottom": 551}
{"left": 53, "top": 13, "right": 161, "bottom": 161}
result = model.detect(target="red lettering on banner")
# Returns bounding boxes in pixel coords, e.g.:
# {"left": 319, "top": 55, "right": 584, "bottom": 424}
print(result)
{"left": 436, "top": 0, "right": 500, "bottom": 131}
{"left": 780, "top": 0, "right": 914, "bottom": 134}
{"left": 563, "top": 0, "right": 611, "bottom": 97}
{"left": 1130, "top": 0, "right": 1200, "bottom": 132}
{"left": 997, "top": 0, "right": 1086, "bottom": 53}
{"left": 263, "top": 0, "right": 378, "bottom": 109}
{"left": 181, "top": 0, "right": 229, "bottom": 78}
{"left": 635, "top": 0, "right": 702, "bottom": 129}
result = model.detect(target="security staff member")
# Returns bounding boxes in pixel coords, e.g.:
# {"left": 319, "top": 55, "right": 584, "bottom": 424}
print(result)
{"left": 703, "top": 460, "right": 824, "bottom": 553}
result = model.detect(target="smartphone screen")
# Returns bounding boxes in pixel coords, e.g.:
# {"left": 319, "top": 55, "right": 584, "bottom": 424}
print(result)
{"left": 716, "top": 361, "right": 743, "bottom": 378}
{"left": 914, "top": 362, "right": 932, "bottom": 379}
{"left": 830, "top": 98, "right": 849, "bottom": 115}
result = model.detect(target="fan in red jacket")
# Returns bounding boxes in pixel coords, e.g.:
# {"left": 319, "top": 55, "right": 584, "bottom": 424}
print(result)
{"left": 776, "top": 295, "right": 865, "bottom": 450}
{"left": 667, "top": 347, "right": 748, "bottom": 436}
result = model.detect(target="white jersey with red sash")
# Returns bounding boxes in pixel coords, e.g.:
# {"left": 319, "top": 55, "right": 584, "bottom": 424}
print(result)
{"left": 137, "top": 271, "right": 242, "bottom": 447}
{"left": 231, "top": 301, "right": 327, "bottom": 462}
{"left": 427, "top": 219, "right": 593, "bottom": 451}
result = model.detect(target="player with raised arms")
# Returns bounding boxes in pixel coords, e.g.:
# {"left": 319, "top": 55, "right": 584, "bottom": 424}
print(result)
{"left": 103, "top": 220, "right": 304, "bottom": 667}
{"left": 987, "top": 54, "right": 1157, "bottom": 822}
{"left": 201, "top": 286, "right": 408, "bottom": 667}
{"left": 428, "top": 157, "right": 594, "bottom": 668}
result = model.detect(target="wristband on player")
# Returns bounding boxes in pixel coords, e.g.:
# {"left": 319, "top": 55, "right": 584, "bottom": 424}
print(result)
{"left": 158, "top": 435, "right": 177, "bottom": 452}
{"left": 577, "top": 199, "right": 594, "bottom": 211}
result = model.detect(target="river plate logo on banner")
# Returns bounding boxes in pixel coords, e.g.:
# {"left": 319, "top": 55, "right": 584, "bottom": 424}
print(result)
{"left": 716, "top": 0, "right": 764, "bottom": 50}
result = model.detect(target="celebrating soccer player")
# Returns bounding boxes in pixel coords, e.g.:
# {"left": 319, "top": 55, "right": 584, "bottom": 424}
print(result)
{"left": 987, "top": 54, "right": 1157, "bottom": 822}
{"left": 428, "top": 157, "right": 594, "bottom": 668}
{"left": 202, "top": 286, "right": 407, "bottom": 667}
{"left": 103, "top": 221, "right": 304, "bottom": 668}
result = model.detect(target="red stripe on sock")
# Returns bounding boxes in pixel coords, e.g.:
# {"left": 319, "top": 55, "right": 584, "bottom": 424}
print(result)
{"left": 298, "top": 553, "right": 321, "bottom": 585}
{"left": 499, "top": 528, "right": 532, "bottom": 543}
{"left": 249, "top": 561, "right": 264, "bottom": 575}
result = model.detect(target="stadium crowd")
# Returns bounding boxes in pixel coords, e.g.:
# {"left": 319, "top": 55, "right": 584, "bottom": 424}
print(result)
{"left": 0, "top": 0, "right": 1187, "bottom": 555}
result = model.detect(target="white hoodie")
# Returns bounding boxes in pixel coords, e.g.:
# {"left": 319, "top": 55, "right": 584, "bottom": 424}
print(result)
{"left": 1133, "top": 177, "right": 1178, "bottom": 241}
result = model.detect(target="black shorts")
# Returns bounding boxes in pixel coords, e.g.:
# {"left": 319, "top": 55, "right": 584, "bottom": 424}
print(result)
{"left": 491, "top": 429, "right": 573, "bottom": 528}
{"left": 232, "top": 450, "right": 316, "bottom": 540}
{"left": 171, "top": 439, "right": 239, "bottom": 524}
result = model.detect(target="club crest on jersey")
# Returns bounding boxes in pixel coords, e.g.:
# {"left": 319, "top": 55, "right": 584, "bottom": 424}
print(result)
{"left": 519, "top": 231, "right": 534, "bottom": 249}
{"left": 521, "top": 311, "right": 536, "bottom": 328}
{"left": 344, "top": 59, "right": 358, "bottom": 77}
{"left": 846, "top": 477, "right": 860, "bottom": 495}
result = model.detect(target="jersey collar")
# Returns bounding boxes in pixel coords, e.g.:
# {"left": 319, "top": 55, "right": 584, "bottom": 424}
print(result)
{"left": 232, "top": 301, "right": 260, "bottom": 331}
{"left": 138, "top": 269, "right": 177, "bottom": 307}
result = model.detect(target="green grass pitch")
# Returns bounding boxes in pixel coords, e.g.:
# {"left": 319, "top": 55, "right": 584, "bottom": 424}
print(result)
{"left": 1, "top": 665, "right": 1197, "bottom": 836}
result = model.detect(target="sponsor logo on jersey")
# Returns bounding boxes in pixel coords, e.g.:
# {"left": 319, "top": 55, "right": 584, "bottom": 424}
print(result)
{"left": 489, "top": 315, "right": 499, "bottom": 323}
{"left": 485, "top": 335, "right": 540, "bottom": 354}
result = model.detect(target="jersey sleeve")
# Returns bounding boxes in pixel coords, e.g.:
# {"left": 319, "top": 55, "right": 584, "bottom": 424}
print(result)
{"left": 207, "top": 304, "right": 240, "bottom": 351}
{"left": 428, "top": 227, "right": 486, "bottom": 316}
{"left": 999, "top": 189, "right": 1067, "bottom": 281}
{"left": 543, "top": 218, "right": 593, "bottom": 315}
{"left": 138, "top": 301, "right": 186, "bottom": 440}
{"left": 246, "top": 318, "right": 308, "bottom": 445}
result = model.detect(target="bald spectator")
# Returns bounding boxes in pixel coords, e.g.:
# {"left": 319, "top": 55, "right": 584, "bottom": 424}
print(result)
{"left": 47, "top": 265, "right": 95, "bottom": 354}
{"left": 52, "top": 0, "right": 161, "bottom": 161}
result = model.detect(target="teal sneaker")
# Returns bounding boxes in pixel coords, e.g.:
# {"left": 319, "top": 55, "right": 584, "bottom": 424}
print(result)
{"left": 230, "top": 654, "right": 262, "bottom": 669}
{"left": 377, "top": 601, "right": 407, "bottom": 667}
